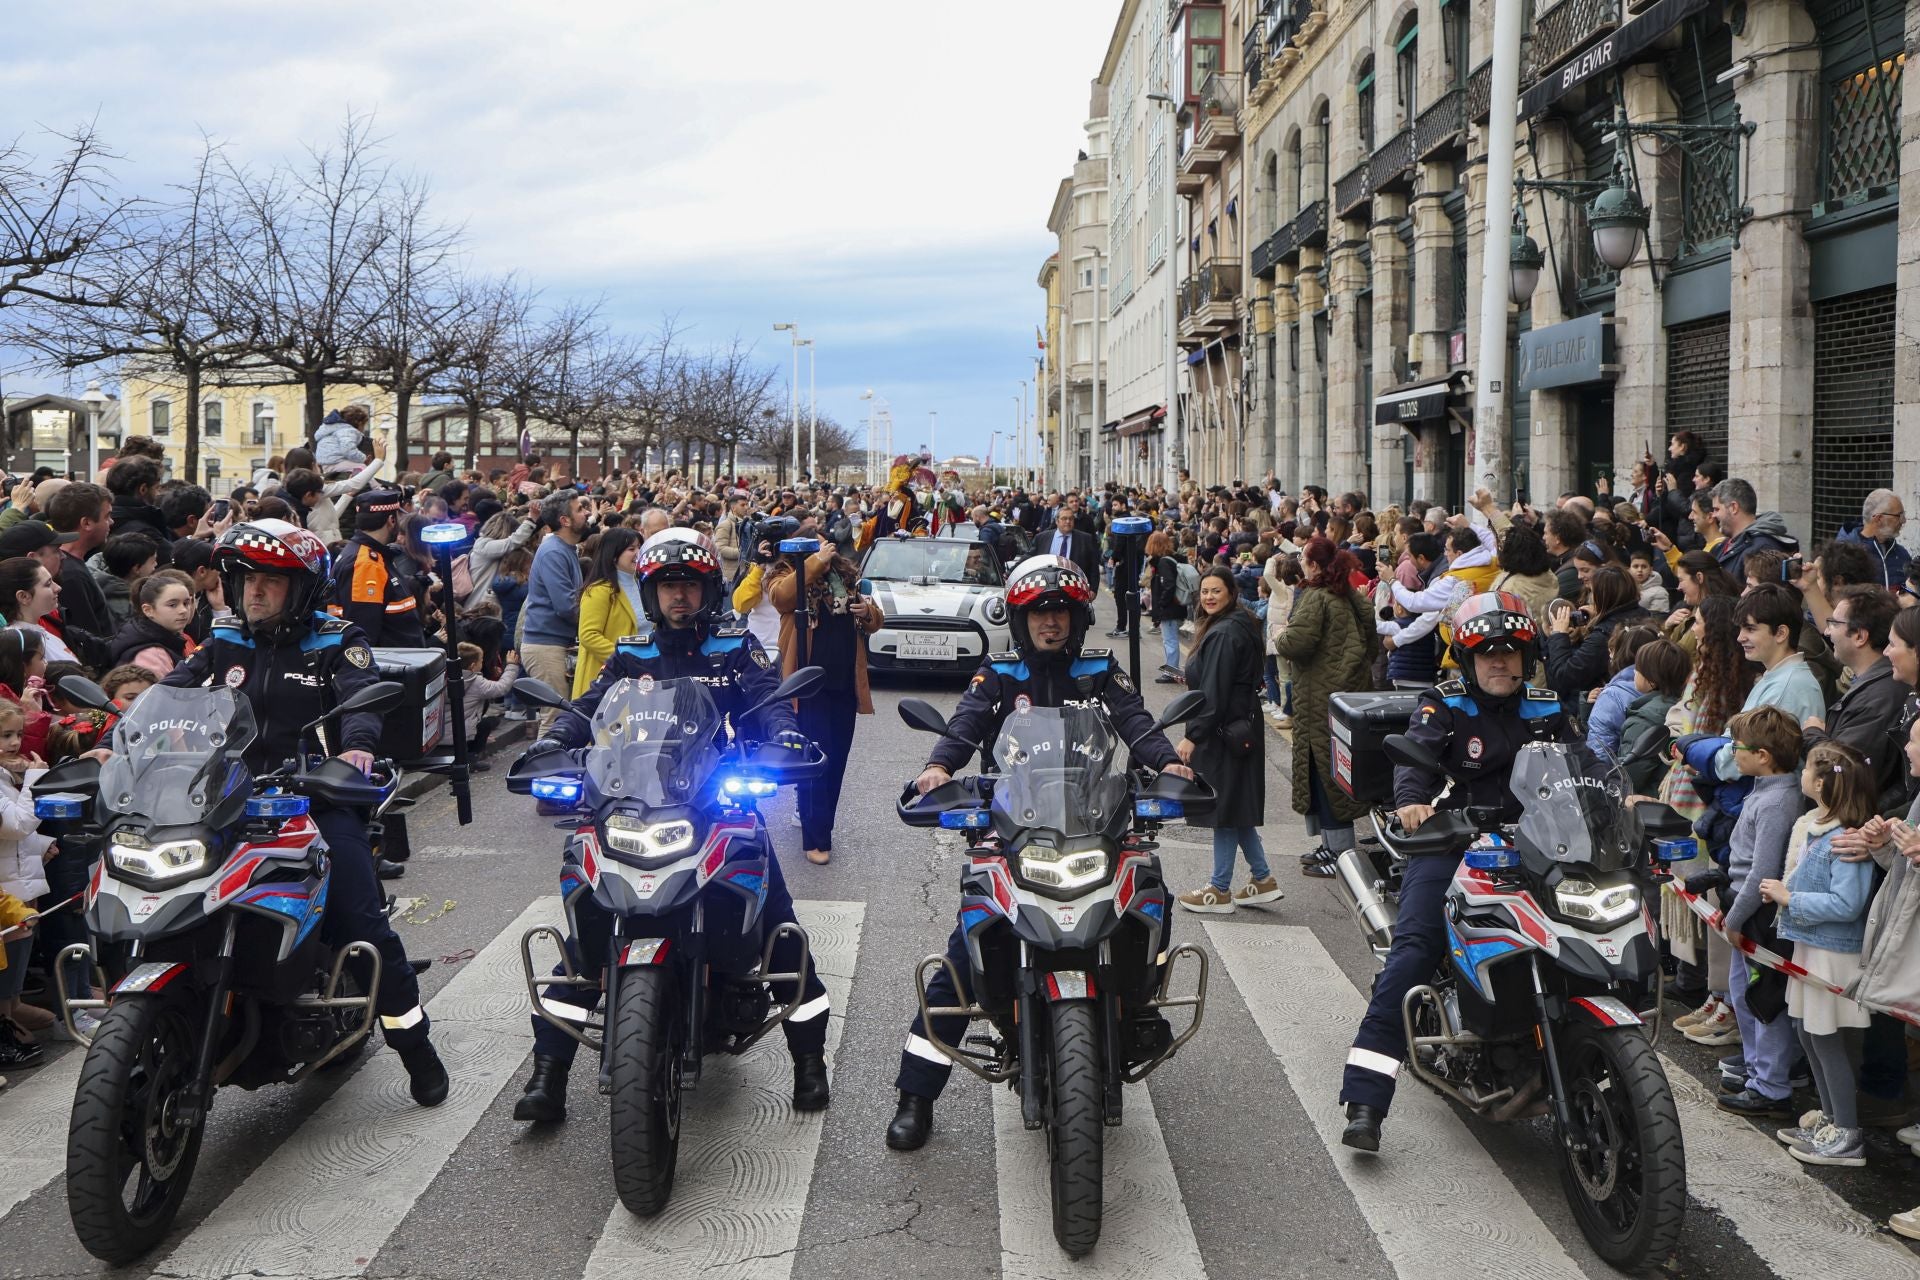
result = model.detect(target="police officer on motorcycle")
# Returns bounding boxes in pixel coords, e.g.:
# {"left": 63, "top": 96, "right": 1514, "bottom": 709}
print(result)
{"left": 161, "top": 519, "right": 449, "bottom": 1106}
{"left": 512, "top": 527, "right": 834, "bottom": 1122}
{"left": 1340, "top": 591, "right": 1571, "bottom": 1152}
{"left": 886, "top": 554, "right": 1194, "bottom": 1151}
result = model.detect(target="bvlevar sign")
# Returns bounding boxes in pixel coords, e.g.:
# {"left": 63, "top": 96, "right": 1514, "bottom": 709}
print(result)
{"left": 1517, "top": 0, "right": 1713, "bottom": 117}
{"left": 1517, "top": 313, "right": 1615, "bottom": 393}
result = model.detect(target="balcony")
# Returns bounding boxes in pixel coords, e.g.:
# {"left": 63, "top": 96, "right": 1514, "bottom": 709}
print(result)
{"left": 1466, "top": 59, "right": 1492, "bottom": 124}
{"left": 1369, "top": 128, "right": 1415, "bottom": 195}
{"left": 1196, "top": 72, "right": 1242, "bottom": 151}
{"left": 1533, "top": 0, "right": 1621, "bottom": 78}
{"left": 1178, "top": 117, "right": 1227, "bottom": 187}
{"left": 1415, "top": 88, "right": 1464, "bottom": 160}
{"left": 1252, "top": 227, "right": 1283, "bottom": 279}
{"left": 1244, "top": 29, "right": 1265, "bottom": 95}
{"left": 1290, "top": 198, "right": 1327, "bottom": 255}
{"left": 1178, "top": 259, "right": 1243, "bottom": 342}
{"left": 1334, "top": 159, "right": 1372, "bottom": 219}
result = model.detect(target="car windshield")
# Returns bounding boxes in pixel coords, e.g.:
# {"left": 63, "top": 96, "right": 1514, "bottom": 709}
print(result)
{"left": 584, "top": 677, "right": 724, "bottom": 808}
{"left": 990, "top": 704, "right": 1129, "bottom": 840}
{"left": 1509, "top": 741, "right": 1643, "bottom": 872}
{"left": 98, "top": 685, "right": 258, "bottom": 826}
{"left": 862, "top": 539, "right": 1003, "bottom": 585}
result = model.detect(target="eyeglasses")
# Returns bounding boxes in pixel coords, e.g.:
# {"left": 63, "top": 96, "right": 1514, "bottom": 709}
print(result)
{"left": 1733, "top": 743, "right": 1764, "bottom": 753}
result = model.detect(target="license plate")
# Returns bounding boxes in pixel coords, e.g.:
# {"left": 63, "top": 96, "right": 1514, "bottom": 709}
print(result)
{"left": 899, "top": 632, "right": 959, "bottom": 662}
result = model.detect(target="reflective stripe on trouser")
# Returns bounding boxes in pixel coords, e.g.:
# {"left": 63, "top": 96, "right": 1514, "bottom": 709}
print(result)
{"left": 313, "top": 805, "right": 430, "bottom": 1052}
{"left": 895, "top": 922, "right": 974, "bottom": 1100}
{"left": 1339, "top": 851, "right": 1459, "bottom": 1115}
{"left": 528, "top": 851, "right": 830, "bottom": 1063}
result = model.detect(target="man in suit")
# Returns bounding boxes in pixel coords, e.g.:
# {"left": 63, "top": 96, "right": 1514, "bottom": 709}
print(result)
{"left": 1042, "top": 508, "right": 1101, "bottom": 604}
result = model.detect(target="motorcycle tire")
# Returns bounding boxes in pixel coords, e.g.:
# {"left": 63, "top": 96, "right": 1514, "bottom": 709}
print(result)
{"left": 66, "top": 990, "right": 207, "bottom": 1265}
{"left": 1046, "top": 999, "right": 1105, "bottom": 1258}
{"left": 1553, "top": 1022, "right": 1687, "bottom": 1270}
{"left": 608, "top": 966, "right": 684, "bottom": 1217}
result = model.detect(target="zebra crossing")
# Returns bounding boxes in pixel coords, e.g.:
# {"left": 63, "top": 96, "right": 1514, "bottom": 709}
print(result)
{"left": 2, "top": 893, "right": 1917, "bottom": 1280}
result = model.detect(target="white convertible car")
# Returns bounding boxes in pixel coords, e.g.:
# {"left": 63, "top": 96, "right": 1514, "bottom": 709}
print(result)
{"left": 858, "top": 535, "right": 1011, "bottom": 675}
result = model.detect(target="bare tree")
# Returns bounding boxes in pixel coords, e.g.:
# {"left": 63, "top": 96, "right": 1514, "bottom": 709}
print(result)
{"left": 685, "top": 340, "right": 779, "bottom": 484}
{"left": 498, "top": 298, "right": 602, "bottom": 474}
{"left": 0, "top": 121, "right": 131, "bottom": 314}
{"left": 363, "top": 173, "right": 463, "bottom": 466}
{"left": 430, "top": 274, "right": 531, "bottom": 469}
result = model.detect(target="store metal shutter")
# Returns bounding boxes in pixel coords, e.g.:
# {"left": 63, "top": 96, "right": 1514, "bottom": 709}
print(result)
{"left": 1812, "top": 285, "right": 1896, "bottom": 541}
{"left": 1665, "top": 316, "right": 1730, "bottom": 468}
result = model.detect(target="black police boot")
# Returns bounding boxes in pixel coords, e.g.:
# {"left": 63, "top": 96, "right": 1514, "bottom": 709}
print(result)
{"left": 886, "top": 1091, "right": 933, "bottom": 1151}
{"left": 376, "top": 858, "right": 406, "bottom": 880}
{"left": 398, "top": 1040, "right": 449, "bottom": 1108}
{"left": 1342, "top": 1102, "right": 1384, "bottom": 1153}
{"left": 512, "top": 1055, "right": 569, "bottom": 1123}
{"left": 792, "top": 1052, "right": 830, "bottom": 1112}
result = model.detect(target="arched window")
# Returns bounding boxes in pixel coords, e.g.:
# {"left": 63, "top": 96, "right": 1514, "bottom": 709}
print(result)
{"left": 1356, "top": 58, "right": 1377, "bottom": 153}
{"left": 1285, "top": 131, "right": 1303, "bottom": 218}
{"left": 1316, "top": 101, "right": 1332, "bottom": 204}
{"left": 1395, "top": 15, "right": 1420, "bottom": 122}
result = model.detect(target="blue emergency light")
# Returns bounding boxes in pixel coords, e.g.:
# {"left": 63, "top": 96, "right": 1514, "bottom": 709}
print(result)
{"left": 779, "top": 537, "right": 822, "bottom": 555}
{"left": 1655, "top": 837, "right": 1700, "bottom": 864}
{"left": 34, "top": 794, "right": 86, "bottom": 820}
{"left": 939, "top": 809, "right": 993, "bottom": 830}
{"left": 244, "top": 794, "right": 310, "bottom": 820}
{"left": 421, "top": 522, "right": 468, "bottom": 547}
{"left": 1464, "top": 833, "right": 1522, "bottom": 871}
{"left": 721, "top": 776, "right": 779, "bottom": 798}
{"left": 1111, "top": 516, "right": 1154, "bottom": 537}
{"left": 531, "top": 776, "right": 584, "bottom": 805}
{"left": 1135, "top": 797, "right": 1184, "bottom": 819}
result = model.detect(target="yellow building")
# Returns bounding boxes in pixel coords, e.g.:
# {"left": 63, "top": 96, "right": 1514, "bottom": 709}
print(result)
{"left": 115, "top": 364, "right": 397, "bottom": 494}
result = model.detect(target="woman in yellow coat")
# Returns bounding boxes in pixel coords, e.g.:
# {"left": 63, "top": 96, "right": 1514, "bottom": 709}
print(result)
{"left": 572, "top": 527, "right": 642, "bottom": 698}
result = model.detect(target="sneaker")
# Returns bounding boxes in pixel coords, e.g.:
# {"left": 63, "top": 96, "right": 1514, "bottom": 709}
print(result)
{"left": 1776, "top": 1110, "right": 1829, "bottom": 1147}
{"left": 1716, "top": 1052, "right": 1747, "bottom": 1086}
{"left": 1892, "top": 1205, "right": 1920, "bottom": 1241}
{"left": 1674, "top": 996, "right": 1724, "bottom": 1032}
{"left": 1788, "top": 1123, "right": 1867, "bottom": 1167}
{"left": 1682, "top": 1003, "right": 1742, "bottom": 1046}
{"left": 1718, "top": 1088, "right": 1793, "bottom": 1119}
{"left": 1895, "top": 1121, "right": 1920, "bottom": 1147}
{"left": 1176, "top": 885, "right": 1236, "bottom": 915}
{"left": 1234, "top": 876, "right": 1284, "bottom": 907}
{"left": 0, "top": 1025, "right": 44, "bottom": 1070}
{"left": 1273, "top": 715, "right": 1293, "bottom": 730}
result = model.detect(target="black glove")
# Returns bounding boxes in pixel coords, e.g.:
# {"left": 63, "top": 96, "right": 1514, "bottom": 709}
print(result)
{"left": 1680, "top": 867, "right": 1729, "bottom": 895}
{"left": 774, "top": 730, "right": 810, "bottom": 753}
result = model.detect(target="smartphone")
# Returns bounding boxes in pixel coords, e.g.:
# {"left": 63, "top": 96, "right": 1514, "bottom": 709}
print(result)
{"left": 208, "top": 499, "right": 231, "bottom": 522}
{"left": 1783, "top": 555, "right": 1804, "bottom": 582}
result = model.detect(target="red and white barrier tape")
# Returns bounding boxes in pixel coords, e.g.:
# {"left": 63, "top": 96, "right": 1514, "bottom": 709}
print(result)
{"left": 1670, "top": 883, "right": 1920, "bottom": 1029}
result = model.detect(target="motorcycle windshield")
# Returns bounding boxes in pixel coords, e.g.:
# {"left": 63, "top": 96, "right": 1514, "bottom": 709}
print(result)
{"left": 1509, "top": 742, "right": 1643, "bottom": 871}
{"left": 990, "top": 704, "right": 1128, "bottom": 839}
{"left": 98, "top": 686, "right": 258, "bottom": 825}
{"left": 583, "top": 678, "right": 723, "bottom": 808}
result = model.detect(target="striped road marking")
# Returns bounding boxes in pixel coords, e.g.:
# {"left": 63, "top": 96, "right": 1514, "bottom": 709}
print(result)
{"left": 142, "top": 897, "right": 563, "bottom": 1280}
{"left": 1208, "top": 924, "right": 1587, "bottom": 1280}
{"left": 582, "top": 901, "right": 865, "bottom": 1280}
{"left": 0, "top": 1048, "right": 83, "bottom": 1217}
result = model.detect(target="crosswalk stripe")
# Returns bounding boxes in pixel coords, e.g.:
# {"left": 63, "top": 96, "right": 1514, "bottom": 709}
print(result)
{"left": 1659, "top": 1055, "right": 1920, "bottom": 1280}
{"left": 141, "top": 896, "right": 563, "bottom": 1280}
{"left": 994, "top": 1078, "right": 1207, "bottom": 1279}
{"left": 1207, "top": 923, "right": 1588, "bottom": 1279}
{"left": 0, "top": 1049, "right": 82, "bottom": 1218}
{"left": 582, "top": 900, "right": 865, "bottom": 1280}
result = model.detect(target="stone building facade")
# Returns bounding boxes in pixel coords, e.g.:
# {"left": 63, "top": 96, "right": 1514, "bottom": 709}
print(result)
{"left": 1046, "top": 83, "right": 1113, "bottom": 492}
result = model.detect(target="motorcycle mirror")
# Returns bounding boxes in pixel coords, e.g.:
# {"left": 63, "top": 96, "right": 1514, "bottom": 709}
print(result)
{"left": 1151, "top": 690, "right": 1206, "bottom": 733}
{"left": 301, "top": 680, "right": 405, "bottom": 732}
{"left": 511, "top": 678, "right": 570, "bottom": 710}
{"left": 57, "top": 674, "right": 113, "bottom": 713}
{"left": 898, "top": 698, "right": 951, "bottom": 737}
{"left": 1384, "top": 733, "right": 1447, "bottom": 777}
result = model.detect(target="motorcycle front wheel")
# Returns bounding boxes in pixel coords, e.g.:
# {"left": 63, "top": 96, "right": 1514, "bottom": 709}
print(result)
{"left": 608, "top": 966, "right": 684, "bottom": 1216}
{"left": 66, "top": 989, "right": 206, "bottom": 1265}
{"left": 1554, "top": 1022, "right": 1686, "bottom": 1269}
{"left": 1045, "top": 999, "right": 1105, "bottom": 1258}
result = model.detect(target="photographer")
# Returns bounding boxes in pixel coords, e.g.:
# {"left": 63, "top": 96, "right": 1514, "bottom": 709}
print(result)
{"left": 1543, "top": 564, "right": 1654, "bottom": 705}
{"left": 728, "top": 515, "right": 799, "bottom": 660}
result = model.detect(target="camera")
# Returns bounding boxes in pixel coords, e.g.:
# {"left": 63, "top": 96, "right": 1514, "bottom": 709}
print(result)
{"left": 1568, "top": 608, "right": 1592, "bottom": 628}
{"left": 750, "top": 515, "right": 799, "bottom": 562}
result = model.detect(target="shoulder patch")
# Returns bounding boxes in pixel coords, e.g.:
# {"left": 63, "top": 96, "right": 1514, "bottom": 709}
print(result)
{"left": 710, "top": 624, "right": 747, "bottom": 638}
{"left": 1435, "top": 677, "right": 1468, "bottom": 698}
{"left": 701, "top": 633, "right": 746, "bottom": 656}
{"left": 1525, "top": 687, "right": 1560, "bottom": 702}
{"left": 987, "top": 651, "right": 1020, "bottom": 663}
{"left": 618, "top": 630, "right": 655, "bottom": 647}
{"left": 343, "top": 643, "right": 373, "bottom": 669}
{"left": 311, "top": 613, "right": 351, "bottom": 634}
{"left": 1079, "top": 647, "right": 1113, "bottom": 659}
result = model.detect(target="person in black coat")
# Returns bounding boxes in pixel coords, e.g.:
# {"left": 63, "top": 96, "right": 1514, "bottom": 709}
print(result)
{"left": 1544, "top": 564, "right": 1654, "bottom": 705}
{"left": 103, "top": 456, "right": 175, "bottom": 567}
{"left": 1145, "top": 530, "right": 1186, "bottom": 677}
{"left": 1038, "top": 508, "right": 1101, "bottom": 601}
{"left": 1175, "top": 567, "right": 1278, "bottom": 914}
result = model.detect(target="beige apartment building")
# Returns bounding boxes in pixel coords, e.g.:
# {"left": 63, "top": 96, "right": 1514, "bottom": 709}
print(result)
{"left": 1046, "top": 83, "right": 1114, "bottom": 491}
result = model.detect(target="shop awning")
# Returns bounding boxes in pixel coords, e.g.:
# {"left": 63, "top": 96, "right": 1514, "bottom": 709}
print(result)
{"left": 1113, "top": 405, "right": 1167, "bottom": 437}
{"left": 1519, "top": 0, "right": 1714, "bottom": 117}
{"left": 1374, "top": 373, "right": 1466, "bottom": 430}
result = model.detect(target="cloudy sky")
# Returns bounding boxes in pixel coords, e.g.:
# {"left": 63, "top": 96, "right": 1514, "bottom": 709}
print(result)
{"left": 6, "top": 0, "right": 1117, "bottom": 464}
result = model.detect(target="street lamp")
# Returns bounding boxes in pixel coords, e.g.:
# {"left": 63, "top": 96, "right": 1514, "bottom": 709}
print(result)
{"left": 1508, "top": 215, "right": 1546, "bottom": 308}
{"left": 773, "top": 322, "right": 802, "bottom": 485}
{"left": 80, "top": 380, "right": 107, "bottom": 479}
{"left": 1586, "top": 181, "right": 1651, "bottom": 272}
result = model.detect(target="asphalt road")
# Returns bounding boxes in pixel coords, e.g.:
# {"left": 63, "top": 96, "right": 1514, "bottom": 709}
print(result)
{"left": 2, "top": 663, "right": 1917, "bottom": 1280}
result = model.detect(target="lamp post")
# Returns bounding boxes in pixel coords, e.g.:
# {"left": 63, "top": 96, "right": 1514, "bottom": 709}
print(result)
{"left": 928, "top": 411, "right": 938, "bottom": 468}
{"left": 80, "top": 380, "right": 106, "bottom": 480}
{"left": 1147, "top": 90, "right": 1181, "bottom": 496}
{"left": 797, "top": 337, "right": 817, "bottom": 481}
{"left": 1470, "top": 0, "right": 1526, "bottom": 493}
{"left": 1090, "top": 248, "right": 1106, "bottom": 491}
{"left": 773, "top": 322, "right": 801, "bottom": 486}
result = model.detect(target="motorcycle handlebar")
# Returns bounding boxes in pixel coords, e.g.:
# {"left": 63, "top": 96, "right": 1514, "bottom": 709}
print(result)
{"left": 897, "top": 776, "right": 989, "bottom": 826}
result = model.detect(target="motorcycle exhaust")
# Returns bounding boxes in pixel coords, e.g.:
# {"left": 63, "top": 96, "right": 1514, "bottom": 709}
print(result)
{"left": 1329, "top": 849, "right": 1397, "bottom": 960}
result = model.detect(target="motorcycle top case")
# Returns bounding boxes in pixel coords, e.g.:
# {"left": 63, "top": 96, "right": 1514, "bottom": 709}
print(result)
{"left": 369, "top": 646, "right": 448, "bottom": 765}
{"left": 1328, "top": 689, "right": 1423, "bottom": 806}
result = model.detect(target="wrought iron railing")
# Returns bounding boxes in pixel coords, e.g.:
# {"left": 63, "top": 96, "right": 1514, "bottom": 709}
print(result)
{"left": 1199, "top": 259, "right": 1242, "bottom": 303}
{"left": 1245, "top": 29, "right": 1266, "bottom": 93}
{"left": 1370, "top": 128, "right": 1415, "bottom": 194}
{"left": 1466, "top": 59, "right": 1492, "bottom": 123}
{"left": 1533, "top": 0, "right": 1621, "bottom": 76}
{"left": 1821, "top": 54, "right": 1904, "bottom": 209}
{"left": 1415, "top": 88, "right": 1464, "bottom": 159}
{"left": 1679, "top": 130, "right": 1741, "bottom": 258}
{"left": 1252, "top": 228, "right": 1282, "bottom": 279}
{"left": 1200, "top": 70, "right": 1243, "bottom": 115}
{"left": 1334, "top": 162, "right": 1372, "bottom": 217}
{"left": 1293, "top": 199, "right": 1327, "bottom": 252}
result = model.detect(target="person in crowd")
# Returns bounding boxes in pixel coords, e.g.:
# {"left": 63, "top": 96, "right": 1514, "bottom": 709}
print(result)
{"left": 730, "top": 518, "right": 795, "bottom": 659}
{"left": 1836, "top": 489, "right": 1909, "bottom": 589}
{"left": 107, "top": 569, "right": 199, "bottom": 677}
{"left": 1804, "top": 586, "right": 1908, "bottom": 800}
{"left": 1628, "top": 546, "right": 1669, "bottom": 613}
{"left": 1617, "top": 638, "right": 1689, "bottom": 793}
{"left": 0, "top": 699, "right": 52, "bottom": 1067}
{"left": 468, "top": 506, "right": 539, "bottom": 616}
{"left": 103, "top": 456, "right": 173, "bottom": 567}
{"left": 1544, "top": 565, "right": 1654, "bottom": 704}
{"left": 1042, "top": 507, "right": 1102, "bottom": 607}
{"left": 1798, "top": 537, "right": 1879, "bottom": 635}
{"left": 0, "top": 557, "right": 74, "bottom": 665}
{"left": 1585, "top": 623, "right": 1660, "bottom": 759}
{"left": 327, "top": 490, "right": 426, "bottom": 647}
{"left": 767, "top": 537, "right": 883, "bottom": 866}
{"left": 1759, "top": 741, "right": 1878, "bottom": 1168}
{"left": 1273, "top": 536, "right": 1380, "bottom": 877}
{"left": 1378, "top": 532, "right": 1444, "bottom": 692}
{"left": 43, "top": 481, "right": 115, "bottom": 642}
{"left": 1663, "top": 550, "right": 1742, "bottom": 658}
{"left": 418, "top": 451, "right": 458, "bottom": 494}
{"left": 91, "top": 532, "right": 157, "bottom": 628}
{"left": 1264, "top": 552, "right": 1301, "bottom": 726}
{"left": 1489, "top": 523, "right": 1560, "bottom": 631}
{"left": 100, "top": 664, "right": 157, "bottom": 709}
{"left": 170, "top": 538, "right": 224, "bottom": 643}
{"left": 1144, "top": 530, "right": 1186, "bottom": 680}
{"left": 457, "top": 642, "right": 520, "bottom": 767}
{"left": 519, "top": 491, "right": 591, "bottom": 732}
{"left": 1712, "top": 478, "right": 1798, "bottom": 582}
{"left": 571, "top": 526, "right": 641, "bottom": 697}
{"left": 1543, "top": 508, "right": 1588, "bottom": 602}
{"left": 1175, "top": 566, "right": 1279, "bottom": 913}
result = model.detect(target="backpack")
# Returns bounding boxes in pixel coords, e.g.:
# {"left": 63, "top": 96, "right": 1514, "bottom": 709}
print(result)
{"left": 1174, "top": 561, "right": 1200, "bottom": 611}
{"left": 451, "top": 553, "right": 475, "bottom": 606}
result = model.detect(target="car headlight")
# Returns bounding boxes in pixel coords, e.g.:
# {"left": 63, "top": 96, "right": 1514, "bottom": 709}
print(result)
{"left": 109, "top": 834, "right": 209, "bottom": 885}
{"left": 983, "top": 596, "right": 1008, "bottom": 625}
{"left": 1554, "top": 876, "right": 1640, "bottom": 926}
{"left": 603, "top": 815, "right": 697, "bottom": 860}
{"left": 1017, "top": 842, "right": 1109, "bottom": 893}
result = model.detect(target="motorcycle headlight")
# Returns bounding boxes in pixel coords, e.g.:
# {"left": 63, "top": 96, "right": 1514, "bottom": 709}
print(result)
{"left": 109, "top": 834, "right": 209, "bottom": 886}
{"left": 1554, "top": 876, "right": 1640, "bottom": 926}
{"left": 603, "top": 815, "right": 697, "bottom": 860}
{"left": 1017, "top": 842, "right": 1109, "bottom": 893}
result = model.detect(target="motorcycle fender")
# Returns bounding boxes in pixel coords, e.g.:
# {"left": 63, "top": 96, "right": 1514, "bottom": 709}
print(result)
{"left": 90, "top": 876, "right": 206, "bottom": 943}
{"left": 1566, "top": 995, "right": 1644, "bottom": 1029}
{"left": 1554, "top": 936, "right": 1618, "bottom": 985}
{"left": 594, "top": 858, "right": 700, "bottom": 918}
{"left": 111, "top": 961, "right": 190, "bottom": 996}
{"left": 1011, "top": 898, "right": 1121, "bottom": 951}
{"left": 1042, "top": 970, "right": 1096, "bottom": 1002}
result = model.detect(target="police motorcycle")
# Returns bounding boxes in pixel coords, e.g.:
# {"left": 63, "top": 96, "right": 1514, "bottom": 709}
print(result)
{"left": 1341, "top": 720, "right": 1694, "bottom": 1270}
{"left": 895, "top": 691, "right": 1214, "bottom": 1258}
{"left": 506, "top": 669, "right": 827, "bottom": 1216}
{"left": 33, "top": 673, "right": 406, "bottom": 1265}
